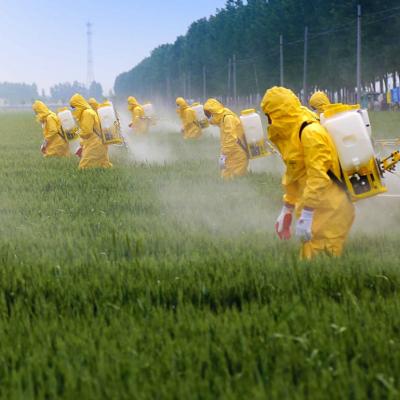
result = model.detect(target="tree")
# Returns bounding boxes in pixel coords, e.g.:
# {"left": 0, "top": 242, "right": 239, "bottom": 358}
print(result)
{"left": 88, "top": 81, "right": 103, "bottom": 99}
{"left": 50, "top": 81, "right": 87, "bottom": 103}
{"left": 0, "top": 82, "right": 39, "bottom": 104}
{"left": 113, "top": 0, "right": 400, "bottom": 101}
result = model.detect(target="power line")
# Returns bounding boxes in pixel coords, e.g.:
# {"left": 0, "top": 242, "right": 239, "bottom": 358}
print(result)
{"left": 363, "top": 5, "right": 400, "bottom": 18}
{"left": 363, "top": 11, "right": 400, "bottom": 27}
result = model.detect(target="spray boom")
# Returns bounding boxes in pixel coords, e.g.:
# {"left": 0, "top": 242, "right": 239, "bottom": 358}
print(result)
{"left": 381, "top": 150, "right": 400, "bottom": 173}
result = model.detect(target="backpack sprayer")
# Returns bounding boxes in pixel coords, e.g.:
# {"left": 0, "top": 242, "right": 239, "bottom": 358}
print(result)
{"left": 240, "top": 109, "right": 276, "bottom": 159}
{"left": 320, "top": 105, "right": 400, "bottom": 201}
{"left": 142, "top": 103, "right": 157, "bottom": 126}
{"left": 191, "top": 103, "right": 210, "bottom": 129}
{"left": 97, "top": 103, "right": 124, "bottom": 145}
{"left": 57, "top": 109, "right": 80, "bottom": 141}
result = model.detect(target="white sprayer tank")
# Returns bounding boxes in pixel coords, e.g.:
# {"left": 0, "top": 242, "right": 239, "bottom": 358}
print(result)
{"left": 57, "top": 109, "right": 77, "bottom": 132}
{"left": 240, "top": 109, "right": 264, "bottom": 143}
{"left": 97, "top": 105, "right": 117, "bottom": 129}
{"left": 191, "top": 104, "right": 207, "bottom": 123}
{"left": 142, "top": 103, "right": 155, "bottom": 118}
{"left": 321, "top": 109, "right": 375, "bottom": 171}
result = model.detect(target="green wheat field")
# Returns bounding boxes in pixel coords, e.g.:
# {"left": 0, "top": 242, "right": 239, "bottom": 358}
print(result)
{"left": 0, "top": 111, "right": 399, "bottom": 399}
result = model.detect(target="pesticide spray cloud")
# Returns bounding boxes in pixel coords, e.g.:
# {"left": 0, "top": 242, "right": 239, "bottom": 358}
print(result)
{"left": 111, "top": 101, "right": 280, "bottom": 237}
{"left": 114, "top": 106, "right": 181, "bottom": 165}
{"left": 111, "top": 100, "right": 400, "bottom": 241}
{"left": 159, "top": 175, "right": 278, "bottom": 238}
{"left": 353, "top": 172, "right": 400, "bottom": 236}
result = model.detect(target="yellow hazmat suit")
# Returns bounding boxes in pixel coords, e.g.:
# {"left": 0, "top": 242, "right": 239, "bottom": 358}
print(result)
{"left": 70, "top": 94, "right": 112, "bottom": 170}
{"left": 176, "top": 97, "right": 202, "bottom": 139}
{"left": 89, "top": 98, "right": 112, "bottom": 112}
{"left": 127, "top": 96, "right": 148, "bottom": 135}
{"left": 32, "top": 101, "right": 70, "bottom": 157}
{"left": 261, "top": 87, "right": 354, "bottom": 259}
{"left": 204, "top": 99, "right": 248, "bottom": 179}
{"left": 88, "top": 98, "right": 99, "bottom": 111}
{"left": 309, "top": 91, "right": 331, "bottom": 115}
{"left": 301, "top": 106, "right": 319, "bottom": 121}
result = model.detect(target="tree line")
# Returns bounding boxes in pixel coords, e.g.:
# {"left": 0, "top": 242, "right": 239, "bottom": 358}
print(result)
{"left": 0, "top": 81, "right": 103, "bottom": 105}
{"left": 114, "top": 0, "right": 400, "bottom": 103}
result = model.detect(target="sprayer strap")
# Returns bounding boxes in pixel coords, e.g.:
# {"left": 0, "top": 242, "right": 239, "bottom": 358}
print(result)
{"left": 94, "top": 127, "right": 103, "bottom": 140}
{"left": 299, "top": 121, "right": 312, "bottom": 139}
{"left": 58, "top": 128, "right": 67, "bottom": 142}
{"left": 236, "top": 138, "right": 250, "bottom": 158}
{"left": 326, "top": 170, "right": 348, "bottom": 193}
{"left": 299, "top": 121, "right": 349, "bottom": 195}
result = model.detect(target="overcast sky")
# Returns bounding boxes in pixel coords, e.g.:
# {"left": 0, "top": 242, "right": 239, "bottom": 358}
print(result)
{"left": 0, "top": 0, "right": 227, "bottom": 94}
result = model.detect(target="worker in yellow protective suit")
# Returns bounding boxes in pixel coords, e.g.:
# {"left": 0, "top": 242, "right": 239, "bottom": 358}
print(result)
{"left": 176, "top": 97, "right": 202, "bottom": 139}
{"left": 32, "top": 101, "right": 70, "bottom": 157}
{"left": 204, "top": 98, "right": 248, "bottom": 179}
{"left": 88, "top": 98, "right": 100, "bottom": 111}
{"left": 70, "top": 94, "right": 112, "bottom": 169}
{"left": 88, "top": 98, "right": 112, "bottom": 112}
{"left": 127, "top": 96, "right": 148, "bottom": 135}
{"left": 309, "top": 91, "right": 331, "bottom": 115}
{"left": 260, "top": 87, "right": 354, "bottom": 259}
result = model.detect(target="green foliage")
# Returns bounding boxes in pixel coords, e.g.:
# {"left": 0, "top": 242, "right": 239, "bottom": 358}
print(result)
{"left": 0, "top": 112, "right": 400, "bottom": 399}
{"left": 114, "top": 0, "right": 400, "bottom": 99}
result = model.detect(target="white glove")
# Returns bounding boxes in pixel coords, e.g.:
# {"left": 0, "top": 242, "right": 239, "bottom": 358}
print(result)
{"left": 296, "top": 209, "right": 314, "bottom": 242}
{"left": 40, "top": 140, "right": 47, "bottom": 154}
{"left": 219, "top": 154, "right": 227, "bottom": 169}
{"left": 275, "top": 204, "right": 294, "bottom": 240}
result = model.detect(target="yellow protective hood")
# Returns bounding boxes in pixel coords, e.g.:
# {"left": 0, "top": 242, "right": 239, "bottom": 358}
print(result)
{"left": 309, "top": 91, "right": 330, "bottom": 114}
{"left": 70, "top": 93, "right": 91, "bottom": 121}
{"left": 32, "top": 100, "right": 51, "bottom": 123}
{"left": 260, "top": 87, "right": 306, "bottom": 141}
{"left": 176, "top": 97, "right": 188, "bottom": 108}
{"left": 128, "top": 96, "right": 139, "bottom": 111}
{"left": 322, "top": 103, "right": 360, "bottom": 118}
{"left": 176, "top": 97, "right": 188, "bottom": 116}
{"left": 88, "top": 97, "right": 99, "bottom": 111}
{"left": 301, "top": 106, "right": 319, "bottom": 121}
{"left": 204, "top": 98, "right": 232, "bottom": 125}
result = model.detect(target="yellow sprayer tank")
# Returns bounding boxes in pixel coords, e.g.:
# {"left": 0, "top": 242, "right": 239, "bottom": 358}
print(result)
{"left": 191, "top": 103, "right": 209, "bottom": 129}
{"left": 240, "top": 109, "right": 270, "bottom": 159}
{"left": 97, "top": 105, "right": 123, "bottom": 145}
{"left": 57, "top": 109, "right": 79, "bottom": 141}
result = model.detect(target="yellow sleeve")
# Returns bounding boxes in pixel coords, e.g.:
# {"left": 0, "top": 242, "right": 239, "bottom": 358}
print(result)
{"left": 224, "top": 115, "right": 240, "bottom": 138}
{"left": 282, "top": 174, "right": 300, "bottom": 205}
{"left": 184, "top": 109, "right": 196, "bottom": 127}
{"left": 80, "top": 110, "right": 95, "bottom": 139}
{"left": 133, "top": 108, "right": 144, "bottom": 126}
{"left": 301, "top": 125, "right": 333, "bottom": 208}
{"left": 44, "top": 115, "right": 59, "bottom": 141}
{"left": 222, "top": 115, "right": 243, "bottom": 155}
{"left": 221, "top": 115, "right": 238, "bottom": 155}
